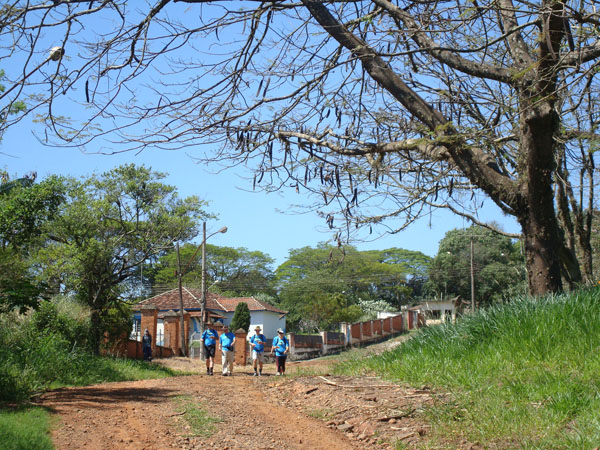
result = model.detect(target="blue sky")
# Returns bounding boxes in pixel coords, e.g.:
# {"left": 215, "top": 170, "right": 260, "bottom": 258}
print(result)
{"left": 1, "top": 117, "right": 519, "bottom": 268}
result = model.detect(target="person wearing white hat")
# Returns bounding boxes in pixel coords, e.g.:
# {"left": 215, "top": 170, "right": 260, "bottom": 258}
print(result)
{"left": 270, "top": 328, "right": 289, "bottom": 376}
{"left": 249, "top": 325, "right": 266, "bottom": 376}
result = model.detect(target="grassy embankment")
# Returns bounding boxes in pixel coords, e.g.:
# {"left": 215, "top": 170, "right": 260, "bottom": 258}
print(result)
{"left": 0, "top": 306, "right": 183, "bottom": 450}
{"left": 1, "top": 354, "right": 180, "bottom": 450}
{"left": 335, "top": 288, "right": 600, "bottom": 449}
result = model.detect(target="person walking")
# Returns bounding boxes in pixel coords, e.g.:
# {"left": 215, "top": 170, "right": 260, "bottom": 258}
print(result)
{"left": 249, "top": 326, "right": 266, "bottom": 376}
{"left": 219, "top": 325, "right": 236, "bottom": 376}
{"left": 270, "top": 328, "right": 289, "bottom": 376}
{"left": 142, "top": 328, "right": 153, "bottom": 361}
{"left": 201, "top": 325, "right": 219, "bottom": 375}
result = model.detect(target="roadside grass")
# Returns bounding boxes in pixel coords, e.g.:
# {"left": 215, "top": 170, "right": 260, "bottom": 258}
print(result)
{"left": 0, "top": 357, "right": 183, "bottom": 450}
{"left": 1, "top": 346, "right": 183, "bottom": 403}
{"left": 172, "top": 395, "right": 222, "bottom": 437}
{"left": 307, "top": 407, "right": 335, "bottom": 420}
{"left": 334, "top": 288, "right": 600, "bottom": 449}
{"left": 0, "top": 406, "right": 54, "bottom": 450}
{"left": 48, "top": 355, "right": 184, "bottom": 388}
{"left": 1, "top": 307, "right": 185, "bottom": 403}
{"left": 1, "top": 311, "right": 185, "bottom": 450}
{"left": 287, "top": 335, "right": 412, "bottom": 378}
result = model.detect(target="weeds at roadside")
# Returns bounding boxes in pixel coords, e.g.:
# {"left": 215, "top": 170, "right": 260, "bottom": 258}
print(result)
{"left": 334, "top": 288, "right": 600, "bottom": 449}
{"left": 172, "top": 395, "right": 222, "bottom": 437}
{"left": 391, "top": 440, "right": 408, "bottom": 450}
{"left": 288, "top": 366, "right": 329, "bottom": 377}
{"left": 0, "top": 406, "right": 54, "bottom": 450}
{"left": 307, "top": 407, "right": 335, "bottom": 420}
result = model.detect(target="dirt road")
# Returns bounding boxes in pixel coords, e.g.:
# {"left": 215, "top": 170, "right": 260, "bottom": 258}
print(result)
{"left": 40, "top": 340, "right": 442, "bottom": 449}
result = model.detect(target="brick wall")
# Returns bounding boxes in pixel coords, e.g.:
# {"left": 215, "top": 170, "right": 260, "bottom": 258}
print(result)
{"left": 373, "top": 319, "right": 382, "bottom": 336}
{"left": 383, "top": 317, "right": 391, "bottom": 333}
{"left": 362, "top": 321, "right": 372, "bottom": 337}
{"left": 351, "top": 323, "right": 362, "bottom": 339}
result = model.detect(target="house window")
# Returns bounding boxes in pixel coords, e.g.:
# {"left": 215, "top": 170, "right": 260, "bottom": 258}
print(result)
{"left": 131, "top": 318, "right": 141, "bottom": 340}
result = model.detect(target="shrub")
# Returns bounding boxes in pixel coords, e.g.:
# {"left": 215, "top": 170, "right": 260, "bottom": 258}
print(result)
{"left": 31, "top": 300, "right": 92, "bottom": 351}
{"left": 99, "top": 302, "right": 133, "bottom": 352}
{"left": 230, "top": 302, "right": 251, "bottom": 332}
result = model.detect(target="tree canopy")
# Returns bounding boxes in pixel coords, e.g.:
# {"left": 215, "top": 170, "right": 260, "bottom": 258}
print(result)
{"left": 426, "top": 226, "right": 527, "bottom": 306}
{"left": 1, "top": 1, "right": 599, "bottom": 295}
{"left": 147, "top": 243, "right": 276, "bottom": 297}
{"left": 0, "top": 174, "right": 65, "bottom": 313}
{"left": 36, "top": 164, "right": 210, "bottom": 352}
{"left": 275, "top": 244, "right": 430, "bottom": 330}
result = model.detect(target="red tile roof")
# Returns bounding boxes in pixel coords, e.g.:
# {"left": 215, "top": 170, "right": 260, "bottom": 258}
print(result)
{"left": 136, "top": 287, "right": 225, "bottom": 311}
{"left": 216, "top": 296, "right": 287, "bottom": 314}
{"left": 135, "top": 288, "right": 286, "bottom": 315}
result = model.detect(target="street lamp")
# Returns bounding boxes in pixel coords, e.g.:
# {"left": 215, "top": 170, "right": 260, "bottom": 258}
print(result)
{"left": 175, "top": 222, "right": 227, "bottom": 356}
{"left": 199, "top": 223, "right": 228, "bottom": 338}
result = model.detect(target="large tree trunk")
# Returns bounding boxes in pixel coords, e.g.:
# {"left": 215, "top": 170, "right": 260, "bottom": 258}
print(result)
{"left": 520, "top": 215, "right": 563, "bottom": 295}
{"left": 518, "top": 99, "right": 566, "bottom": 295}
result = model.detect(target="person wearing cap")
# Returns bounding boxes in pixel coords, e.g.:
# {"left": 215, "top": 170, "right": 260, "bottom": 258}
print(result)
{"left": 219, "top": 324, "right": 236, "bottom": 376}
{"left": 249, "top": 326, "right": 266, "bottom": 376}
{"left": 201, "top": 324, "right": 219, "bottom": 375}
{"left": 142, "top": 328, "right": 152, "bottom": 361}
{"left": 270, "top": 328, "right": 289, "bottom": 375}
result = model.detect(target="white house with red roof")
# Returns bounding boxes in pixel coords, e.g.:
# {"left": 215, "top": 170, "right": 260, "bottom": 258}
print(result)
{"left": 215, "top": 296, "right": 288, "bottom": 338}
{"left": 133, "top": 287, "right": 287, "bottom": 342}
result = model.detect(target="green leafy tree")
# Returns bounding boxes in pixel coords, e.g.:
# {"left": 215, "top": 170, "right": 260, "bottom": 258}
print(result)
{"left": 301, "top": 292, "right": 363, "bottom": 332}
{"left": 0, "top": 249, "right": 43, "bottom": 314}
{"left": 0, "top": 174, "right": 66, "bottom": 313}
{"left": 0, "top": 173, "right": 65, "bottom": 250}
{"left": 427, "top": 226, "right": 527, "bottom": 306}
{"left": 36, "top": 164, "right": 210, "bottom": 353}
{"left": 229, "top": 302, "right": 251, "bottom": 333}
{"left": 357, "top": 299, "right": 397, "bottom": 320}
{"left": 147, "top": 244, "right": 276, "bottom": 297}
{"left": 276, "top": 244, "right": 429, "bottom": 331}
{"left": 363, "top": 248, "right": 431, "bottom": 306}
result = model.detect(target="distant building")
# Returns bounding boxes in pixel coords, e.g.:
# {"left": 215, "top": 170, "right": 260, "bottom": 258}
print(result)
{"left": 416, "top": 297, "right": 458, "bottom": 323}
{"left": 132, "top": 287, "right": 287, "bottom": 342}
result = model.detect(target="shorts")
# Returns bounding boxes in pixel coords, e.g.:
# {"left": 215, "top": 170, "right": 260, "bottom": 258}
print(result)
{"left": 204, "top": 344, "right": 216, "bottom": 358}
{"left": 252, "top": 350, "right": 264, "bottom": 362}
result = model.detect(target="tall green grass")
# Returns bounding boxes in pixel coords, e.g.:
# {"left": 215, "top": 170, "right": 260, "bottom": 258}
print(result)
{"left": 0, "top": 406, "right": 53, "bottom": 450}
{"left": 0, "top": 304, "right": 180, "bottom": 403}
{"left": 0, "top": 300, "right": 185, "bottom": 450}
{"left": 335, "top": 288, "right": 600, "bottom": 448}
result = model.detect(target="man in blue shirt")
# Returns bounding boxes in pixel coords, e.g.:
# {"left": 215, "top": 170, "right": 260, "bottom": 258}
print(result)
{"left": 201, "top": 325, "right": 219, "bottom": 375}
{"left": 249, "top": 326, "right": 266, "bottom": 376}
{"left": 219, "top": 325, "right": 236, "bottom": 376}
{"left": 270, "top": 328, "right": 289, "bottom": 376}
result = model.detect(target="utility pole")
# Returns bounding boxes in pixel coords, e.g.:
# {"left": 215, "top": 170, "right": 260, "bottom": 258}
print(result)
{"left": 470, "top": 236, "right": 476, "bottom": 312}
{"left": 200, "top": 222, "right": 207, "bottom": 337}
{"left": 176, "top": 242, "right": 186, "bottom": 356}
{"left": 176, "top": 222, "right": 227, "bottom": 358}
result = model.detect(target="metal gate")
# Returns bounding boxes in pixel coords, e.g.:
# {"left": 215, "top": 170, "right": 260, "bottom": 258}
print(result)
{"left": 189, "top": 331, "right": 203, "bottom": 359}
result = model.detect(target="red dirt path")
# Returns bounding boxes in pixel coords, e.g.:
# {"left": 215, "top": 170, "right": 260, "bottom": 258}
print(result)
{"left": 39, "top": 339, "right": 454, "bottom": 449}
